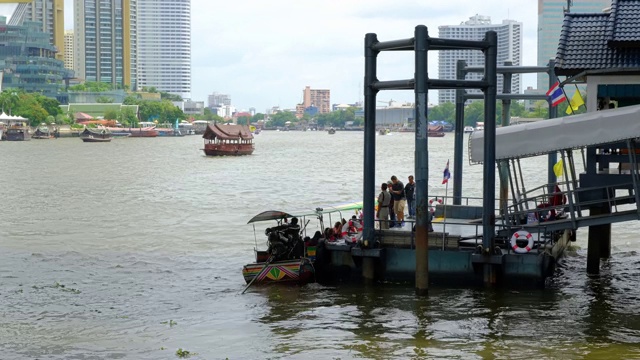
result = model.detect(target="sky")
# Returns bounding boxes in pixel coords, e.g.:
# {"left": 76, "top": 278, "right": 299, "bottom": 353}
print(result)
{"left": 3, "top": 0, "right": 541, "bottom": 112}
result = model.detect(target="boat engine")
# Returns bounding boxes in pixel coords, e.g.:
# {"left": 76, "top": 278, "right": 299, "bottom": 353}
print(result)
{"left": 265, "top": 226, "right": 303, "bottom": 261}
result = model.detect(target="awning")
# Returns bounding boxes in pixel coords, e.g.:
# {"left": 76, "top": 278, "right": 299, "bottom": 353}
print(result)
{"left": 469, "top": 104, "right": 640, "bottom": 163}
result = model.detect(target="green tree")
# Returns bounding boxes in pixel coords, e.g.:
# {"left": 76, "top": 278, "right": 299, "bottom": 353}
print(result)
{"left": 464, "top": 101, "right": 485, "bottom": 126}
{"left": 269, "top": 111, "right": 297, "bottom": 127}
{"left": 160, "top": 92, "right": 182, "bottom": 102}
{"left": 251, "top": 113, "right": 265, "bottom": 122}
{"left": 121, "top": 107, "right": 138, "bottom": 126}
{"left": 237, "top": 115, "right": 251, "bottom": 126}
{"left": 428, "top": 102, "right": 455, "bottom": 123}
{"left": 123, "top": 95, "right": 140, "bottom": 105}
{"left": 104, "top": 109, "right": 119, "bottom": 120}
{"left": 96, "top": 96, "right": 114, "bottom": 103}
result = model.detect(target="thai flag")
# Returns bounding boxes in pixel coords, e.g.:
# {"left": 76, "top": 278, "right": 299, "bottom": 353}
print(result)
{"left": 442, "top": 160, "right": 451, "bottom": 184}
{"left": 546, "top": 81, "right": 566, "bottom": 107}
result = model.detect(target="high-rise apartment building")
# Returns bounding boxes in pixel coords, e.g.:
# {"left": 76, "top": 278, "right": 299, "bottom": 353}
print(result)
{"left": 302, "top": 86, "right": 331, "bottom": 114}
{"left": 208, "top": 92, "right": 231, "bottom": 108}
{"left": 537, "top": 0, "right": 610, "bottom": 89}
{"left": 438, "top": 15, "right": 522, "bottom": 104}
{"left": 74, "top": 0, "right": 136, "bottom": 89}
{"left": 64, "top": 29, "right": 73, "bottom": 70}
{"left": 1, "top": 0, "right": 64, "bottom": 61}
{"left": 136, "top": 0, "right": 191, "bottom": 98}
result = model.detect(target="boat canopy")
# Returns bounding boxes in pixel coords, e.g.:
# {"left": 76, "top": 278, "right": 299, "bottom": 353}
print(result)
{"left": 203, "top": 124, "right": 253, "bottom": 141}
{"left": 247, "top": 202, "right": 367, "bottom": 224}
{"left": 469, "top": 104, "right": 640, "bottom": 163}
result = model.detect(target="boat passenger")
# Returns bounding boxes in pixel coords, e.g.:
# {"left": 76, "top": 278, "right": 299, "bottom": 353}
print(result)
{"left": 333, "top": 222, "right": 342, "bottom": 238}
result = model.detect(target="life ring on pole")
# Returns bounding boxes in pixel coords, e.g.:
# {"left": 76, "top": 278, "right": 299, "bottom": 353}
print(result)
{"left": 510, "top": 230, "right": 533, "bottom": 254}
{"left": 428, "top": 198, "right": 442, "bottom": 214}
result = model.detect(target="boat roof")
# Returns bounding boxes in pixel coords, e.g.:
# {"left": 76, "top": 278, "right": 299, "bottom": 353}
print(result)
{"left": 247, "top": 201, "right": 366, "bottom": 224}
{"left": 203, "top": 124, "right": 253, "bottom": 141}
{"left": 469, "top": 104, "right": 640, "bottom": 163}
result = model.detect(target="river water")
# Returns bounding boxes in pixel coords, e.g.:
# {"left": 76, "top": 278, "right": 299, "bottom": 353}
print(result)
{"left": 1, "top": 132, "right": 640, "bottom": 359}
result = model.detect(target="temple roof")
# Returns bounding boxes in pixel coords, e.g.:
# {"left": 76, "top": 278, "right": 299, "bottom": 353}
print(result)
{"left": 556, "top": 0, "right": 640, "bottom": 76}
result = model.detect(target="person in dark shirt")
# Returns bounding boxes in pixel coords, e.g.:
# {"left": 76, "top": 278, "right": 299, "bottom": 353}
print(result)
{"left": 405, "top": 175, "right": 416, "bottom": 219}
{"left": 390, "top": 175, "right": 406, "bottom": 226}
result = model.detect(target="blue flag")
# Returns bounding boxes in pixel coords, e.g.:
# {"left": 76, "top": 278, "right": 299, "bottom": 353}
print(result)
{"left": 442, "top": 160, "right": 451, "bottom": 184}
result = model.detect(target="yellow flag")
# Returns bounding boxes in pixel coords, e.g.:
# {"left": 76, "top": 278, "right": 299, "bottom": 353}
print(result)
{"left": 553, "top": 159, "right": 564, "bottom": 177}
{"left": 565, "top": 90, "right": 585, "bottom": 115}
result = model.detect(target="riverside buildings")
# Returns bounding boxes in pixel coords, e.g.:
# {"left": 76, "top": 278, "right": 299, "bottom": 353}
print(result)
{"left": 0, "top": 16, "right": 71, "bottom": 101}
{"left": 438, "top": 15, "right": 522, "bottom": 103}
{"left": 1, "top": 0, "right": 64, "bottom": 61}
{"left": 136, "top": 0, "right": 191, "bottom": 98}
{"left": 537, "top": 0, "right": 610, "bottom": 89}
{"left": 74, "top": 0, "right": 137, "bottom": 90}
{"left": 296, "top": 86, "right": 331, "bottom": 117}
{"left": 64, "top": 29, "right": 73, "bottom": 70}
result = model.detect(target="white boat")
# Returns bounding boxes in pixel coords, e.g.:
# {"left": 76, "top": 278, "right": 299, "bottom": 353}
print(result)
{"left": 464, "top": 126, "right": 474, "bottom": 133}
{"left": 475, "top": 122, "right": 484, "bottom": 132}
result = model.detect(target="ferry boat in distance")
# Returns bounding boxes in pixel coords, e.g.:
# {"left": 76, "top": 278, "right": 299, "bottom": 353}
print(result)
{"left": 202, "top": 123, "right": 254, "bottom": 156}
{"left": 79, "top": 127, "right": 112, "bottom": 142}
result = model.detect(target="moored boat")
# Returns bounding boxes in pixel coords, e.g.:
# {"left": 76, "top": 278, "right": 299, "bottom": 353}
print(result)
{"left": 129, "top": 126, "right": 159, "bottom": 137}
{"left": 5, "top": 125, "right": 31, "bottom": 141}
{"left": 79, "top": 127, "right": 112, "bottom": 142}
{"left": 32, "top": 125, "right": 53, "bottom": 139}
{"left": 242, "top": 211, "right": 319, "bottom": 288}
{"left": 428, "top": 124, "right": 445, "bottom": 137}
{"left": 202, "top": 123, "right": 254, "bottom": 156}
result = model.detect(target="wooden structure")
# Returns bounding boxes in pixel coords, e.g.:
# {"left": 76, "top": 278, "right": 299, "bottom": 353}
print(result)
{"left": 202, "top": 124, "right": 254, "bottom": 156}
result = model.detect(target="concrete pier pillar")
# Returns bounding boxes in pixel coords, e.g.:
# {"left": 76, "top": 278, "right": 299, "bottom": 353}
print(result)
{"left": 587, "top": 205, "right": 612, "bottom": 274}
{"left": 362, "top": 257, "right": 375, "bottom": 283}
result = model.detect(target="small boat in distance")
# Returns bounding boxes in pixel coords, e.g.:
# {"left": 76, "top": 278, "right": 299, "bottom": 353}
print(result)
{"left": 129, "top": 126, "right": 159, "bottom": 137}
{"left": 428, "top": 125, "right": 445, "bottom": 137}
{"left": 32, "top": 125, "right": 52, "bottom": 139}
{"left": 79, "top": 127, "right": 112, "bottom": 142}
{"left": 379, "top": 128, "right": 389, "bottom": 135}
{"left": 202, "top": 123, "right": 254, "bottom": 156}
{"left": 464, "top": 126, "right": 474, "bottom": 133}
{"left": 475, "top": 122, "right": 485, "bottom": 132}
{"left": 328, "top": 127, "right": 336, "bottom": 134}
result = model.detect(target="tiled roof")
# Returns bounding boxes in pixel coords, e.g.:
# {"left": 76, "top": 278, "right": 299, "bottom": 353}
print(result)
{"left": 555, "top": 0, "right": 640, "bottom": 76}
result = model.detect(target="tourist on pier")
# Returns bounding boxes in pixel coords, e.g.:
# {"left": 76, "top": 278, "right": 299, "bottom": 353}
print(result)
{"left": 390, "top": 175, "right": 406, "bottom": 226}
{"left": 387, "top": 181, "right": 397, "bottom": 227}
{"left": 405, "top": 175, "right": 416, "bottom": 219}
{"left": 377, "top": 182, "right": 391, "bottom": 229}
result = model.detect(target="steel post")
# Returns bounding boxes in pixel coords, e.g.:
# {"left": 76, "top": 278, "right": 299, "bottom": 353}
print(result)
{"left": 414, "top": 25, "right": 430, "bottom": 296}
{"left": 547, "top": 60, "right": 558, "bottom": 193}
{"left": 453, "top": 60, "right": 466, "bottom": 206}
{"left": 363, "top": 33, "right": 378, "bottom": 246}
{"left": 499, "top": 61, "right": 512, "bottom": 218}
{"left": 482, "top": 31, "right": 498, "bottom": 285}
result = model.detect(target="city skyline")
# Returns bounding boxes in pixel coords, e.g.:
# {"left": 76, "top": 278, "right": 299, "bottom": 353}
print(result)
{"left": 0, "top": 0, "right": 613, "bottom": 111}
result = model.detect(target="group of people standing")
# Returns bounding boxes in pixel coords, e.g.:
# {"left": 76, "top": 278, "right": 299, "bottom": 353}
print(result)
{"left": 376, "top": 175, "right": 416, "bottom": 229}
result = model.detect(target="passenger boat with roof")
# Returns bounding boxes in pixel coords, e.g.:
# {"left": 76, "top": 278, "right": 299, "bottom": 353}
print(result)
{"left": 242, "top": 203, "right": 366, "bottom": 289}
{"left": 79, "top": 127, "right": 112, "bottom": 142}
{"left": 202, "top": 124, "right": 254, "bottom": 156}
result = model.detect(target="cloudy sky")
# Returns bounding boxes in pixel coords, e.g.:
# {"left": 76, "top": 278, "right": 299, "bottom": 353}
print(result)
{"left": 3, "top": 0, "right": 541, "bottom": 111}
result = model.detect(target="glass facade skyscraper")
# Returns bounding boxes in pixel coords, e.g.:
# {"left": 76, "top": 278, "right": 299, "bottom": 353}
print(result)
{"left": 537, "top": 0, "right": 610, "bottom": 89}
